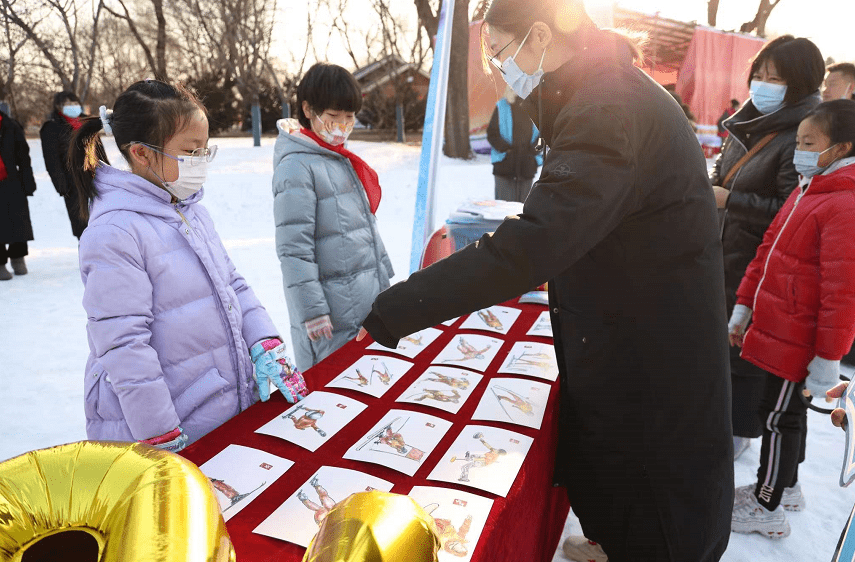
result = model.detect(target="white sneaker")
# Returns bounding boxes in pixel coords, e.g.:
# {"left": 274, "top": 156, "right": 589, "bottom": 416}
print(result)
{"left": 731, "top": 489, "right": 790, "bottom": 538}
{"left": 735, "top": 482, "right": 805, "bottom": 511}
{"left": 562, "top": 535, "right": 608, "bottom": 561}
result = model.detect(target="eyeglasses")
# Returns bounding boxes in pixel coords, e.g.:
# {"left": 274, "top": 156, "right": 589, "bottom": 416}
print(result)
{"left": 132, "top": 143, "right": 218, "bottom": 166}
{"left": 488, "top": 38, "right": 517, "bottom": 74}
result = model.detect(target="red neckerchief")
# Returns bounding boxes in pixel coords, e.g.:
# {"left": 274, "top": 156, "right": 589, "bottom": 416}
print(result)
{"left": 61, "top": 113, "right": 83, "bottom": 130}
{"left": 301, "top": 128, "right": 381, "bottom": 214}
{"left": 0, "top": 113, "right": 8, "bottom": 181}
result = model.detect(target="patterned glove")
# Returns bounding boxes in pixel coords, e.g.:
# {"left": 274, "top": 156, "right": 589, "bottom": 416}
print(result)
{"left": 305, "top": 315, "right": 333, "bottom": 341}
{"left": 727, "top": 304, "right": 752, "bottom": 347}
{"left": 804, "top": 356, "right": 840, "bottom": 398}
{"left": 250, "top": 338, "right": 309, "bottom": 403}
{"left": 140, "top": 427, "right": 189, "bottom": 453}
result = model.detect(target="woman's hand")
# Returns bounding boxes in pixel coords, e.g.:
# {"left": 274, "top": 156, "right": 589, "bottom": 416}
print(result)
{"left": 356, "top": 327, "right": 368, "bottom": 341}
{"left": 727, "top": 304, "right": 752, "bottom": 347}
{"left": 712, "top": 186, "right": 730, "bottom": 209}
{"left": 827, "top": 381, "right": 848, "bottom": 429}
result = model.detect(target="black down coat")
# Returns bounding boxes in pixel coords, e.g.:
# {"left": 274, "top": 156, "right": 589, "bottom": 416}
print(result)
{"left": 40, "top": 111, "right": 88, "bottom": 238}
{"left": 0, "top": 111, "right": 36, "bottom": 244}
{"left": 710, "top": 93, "right": 820, "bottom": 437}
{"left": 362, "top": 31, "right": 732, "bottom": 561}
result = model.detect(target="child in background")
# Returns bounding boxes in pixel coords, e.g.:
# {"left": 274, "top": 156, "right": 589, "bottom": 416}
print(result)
{"left": 728, "top": 98, "right": 855, "bottom": 537}
{"left": 69, "top": 80, "right": 307, "bottom": 451}
{"left": 272, "top": 63, "right": 393, "bottom": 371}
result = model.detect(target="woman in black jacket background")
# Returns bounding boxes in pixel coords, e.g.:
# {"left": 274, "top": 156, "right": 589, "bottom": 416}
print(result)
{"left": 39, "top": 91, "right": 88, "bottom": 239}
{"left": 710, "top": 36, "right": 824, "bottom": 458}
{"left": 486, "top": 88, "right": 542, "bottom": 202}
{"left": 0, "top": 107, "right": 37, "bottom": 280}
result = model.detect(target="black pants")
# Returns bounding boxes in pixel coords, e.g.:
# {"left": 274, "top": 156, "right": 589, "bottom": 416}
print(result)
{"left": 0, "top": 241, "right": 27, "bottom": 265}
{"left": 753, "top": 374, "right": 808, "bottom": 511}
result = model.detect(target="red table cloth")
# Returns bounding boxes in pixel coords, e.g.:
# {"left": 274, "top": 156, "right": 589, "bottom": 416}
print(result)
{"left": 181, "top": 299, "right": 570, "bottom": 562}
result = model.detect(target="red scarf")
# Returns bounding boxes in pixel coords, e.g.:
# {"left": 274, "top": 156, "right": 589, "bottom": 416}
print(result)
{"left": 301, "top": 128, "right": 381, "bottom": 214}
{"left": 0, "top": 113, "right": 7, "bottom": 181}
{"left": 61, "top": 113, "right": 83, "bottom": 130}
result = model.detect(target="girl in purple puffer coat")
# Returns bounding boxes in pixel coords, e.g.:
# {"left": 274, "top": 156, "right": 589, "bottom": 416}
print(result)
{"left": 68, "top": 80, "right": 308, "bottom": 451}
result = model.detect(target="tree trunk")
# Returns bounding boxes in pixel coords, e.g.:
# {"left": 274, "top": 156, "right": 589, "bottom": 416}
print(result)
{"left": 707, "top": 0, "right": 720, "bottom": 27}
{"left": 740, "top": 0, "right": 782, "bottom": 37}
{"left": 153, "top": 0, "right": 168, "bottom": 80}
{"left": 443, "top": 0, "right": 471, "bottom": 159}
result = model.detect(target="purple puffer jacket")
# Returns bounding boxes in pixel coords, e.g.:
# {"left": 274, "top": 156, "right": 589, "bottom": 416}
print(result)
{"left": 80, "top": 164, "right": 278, "bottom": 444}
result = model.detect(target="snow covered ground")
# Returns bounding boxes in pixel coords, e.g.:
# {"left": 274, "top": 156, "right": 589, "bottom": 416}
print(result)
{"left": 2, "top": 136, "right": 854, "bottom": 561}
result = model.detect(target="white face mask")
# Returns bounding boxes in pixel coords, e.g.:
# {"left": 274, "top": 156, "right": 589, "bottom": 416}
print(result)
{"left": 314, "top": 114, "right": 353, "bottom": 146}
{"left": 163, "top": 158, "right": 207, "bottom": 201}
{"left": 500, "top": 27, "right": 547, "bottom": 100}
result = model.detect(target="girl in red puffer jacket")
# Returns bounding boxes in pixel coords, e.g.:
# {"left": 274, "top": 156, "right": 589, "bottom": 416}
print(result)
{"left": 727, "top": 99, "right": 855, "bottom": 538}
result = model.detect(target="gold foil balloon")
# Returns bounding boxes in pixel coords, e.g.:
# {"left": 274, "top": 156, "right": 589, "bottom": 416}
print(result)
{"left": 303, "top": 491, "right": 439, "bottom": 562}
{"left": 0, "top": 441, "right": 235, "bottom": 562}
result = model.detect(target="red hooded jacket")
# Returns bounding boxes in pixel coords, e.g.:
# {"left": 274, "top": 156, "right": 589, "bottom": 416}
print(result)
{"left": 737, "top": 160, "right": 855, "bottom": 381}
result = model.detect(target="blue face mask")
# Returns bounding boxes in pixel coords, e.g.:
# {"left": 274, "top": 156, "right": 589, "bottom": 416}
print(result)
{"left": 61, "top": 104, "right": 83, "bottom": 118}
{"left": 793, "top": 144, "right": 838, "bottom": 178}
{"left": 750, "top": 80, "right": 787, "bottom": 114}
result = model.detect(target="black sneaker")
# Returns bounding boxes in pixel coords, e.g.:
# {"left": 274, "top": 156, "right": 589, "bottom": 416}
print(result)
{"left": 0, "top": 264, "right": 11, "bottom": 281}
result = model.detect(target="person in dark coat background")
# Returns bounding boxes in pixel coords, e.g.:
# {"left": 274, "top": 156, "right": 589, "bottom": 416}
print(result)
{"left": 359, "top": 0, "right": 733, "bottom": 560}
{"left": 0, "top": 107, "right": 37, "bottom": 280}
{"left": 710, "top": 36, "right": 825, "bottom": 460}
{"left": 486, "top": 87, "right": 542, "bottom": 202}
{"left": 40, "top": 91, "right": 88, "bottom": 239}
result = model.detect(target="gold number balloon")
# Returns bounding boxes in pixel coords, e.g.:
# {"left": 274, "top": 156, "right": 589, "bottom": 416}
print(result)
{"left": 303, "top": 491, "right": 440, "bottom": 562}
{"left": 0, "top": 441, "right": 235, "bottom": 562}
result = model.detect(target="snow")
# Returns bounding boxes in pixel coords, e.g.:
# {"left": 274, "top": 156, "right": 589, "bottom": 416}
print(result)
{"left": 2, "top": 137, "right": 854, "bottom": 560}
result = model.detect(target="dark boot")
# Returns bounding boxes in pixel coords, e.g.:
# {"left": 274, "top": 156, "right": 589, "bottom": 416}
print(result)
{"left": 0, "top": 264, "right": 11, "bottom": 281}
{"left": 10, "top": 257, "right": 27, "bottom": 275}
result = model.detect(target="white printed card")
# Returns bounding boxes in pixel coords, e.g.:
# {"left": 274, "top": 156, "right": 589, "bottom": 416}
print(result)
{"left": 255, "top": 391, "right": 367, "bottom": 451}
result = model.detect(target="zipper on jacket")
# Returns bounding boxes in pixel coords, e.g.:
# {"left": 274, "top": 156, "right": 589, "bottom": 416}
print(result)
{"left": 750, "top": 182, "right": 809, "bottom": 314}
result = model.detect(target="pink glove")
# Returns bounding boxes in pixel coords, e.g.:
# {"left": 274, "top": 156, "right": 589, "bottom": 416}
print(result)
{"left": 305, "top": 315, "right": 333, "bottom": 341}
{"left": 140, "top": 427, "right": 188, "bottom": 453}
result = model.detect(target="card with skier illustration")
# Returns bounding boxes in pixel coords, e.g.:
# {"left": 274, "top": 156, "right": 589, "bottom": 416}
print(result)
{"left": 395, "top": 366, "right": 484, "bottom": 414}
{"left": 367, "top": 326, "right": 443, "bottom": 358}
{"left": 253, "top": 466, "right": 394, "bottom": 547}
{"left": 458, "top": 305, "right": 521, "bottom": 335}
{"left": 325, "top": 355, "right": 414, "bottom": 398}
{"left": 496, "top": 341, "right": 559, "bottom": 382}
{"left": 471, "top": 377, "right": 550, "bottom": 430}
{"left": 343, "top": 409, "right": 453, "bottom": 476}
{"left": 427, "top": 425, "right": 534, "bottom": 497}
{"left": 430, "top": 334, "right": 504, "bottom": 373}
{"left": 526, "top": 311, "right": 553, "bottom": 338}
{"left": 441, "top": 316, "right": 460, "bottom": 327}
{"left": 407, "top": 486, "right": 494, "bottom": 562}
{"left": 198, "top": 444, "right": 294, "bottom": 521}
{"left": 255, "top": 391, "right": 367, "bottom": 452}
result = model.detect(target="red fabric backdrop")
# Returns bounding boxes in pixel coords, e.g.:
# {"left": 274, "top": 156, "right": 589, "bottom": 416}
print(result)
{"left": 181, "top": 299, "right": 570, "bottom": 562}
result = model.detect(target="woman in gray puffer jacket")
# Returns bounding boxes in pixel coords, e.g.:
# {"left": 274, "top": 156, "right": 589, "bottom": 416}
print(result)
{"left": 272, "top": 63, "right": 394, "bottom": 371}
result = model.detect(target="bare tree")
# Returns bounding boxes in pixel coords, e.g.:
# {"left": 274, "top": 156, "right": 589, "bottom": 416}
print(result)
{"left": 707, "top": 0, "right": 720, "bottom": 27}
{"left": 0, "top": 0, "right": 29, "bottom": 116}
{"left": 102, "top": 0, "right": 168, "bottom": 80}
{"left": 740, "top": 0, "right": 784, "bottom": 37}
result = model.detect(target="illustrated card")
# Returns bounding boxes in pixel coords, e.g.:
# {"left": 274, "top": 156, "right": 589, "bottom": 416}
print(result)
{"left": 458, "top": 305, "right": 521, "bottom": 335}
{"left": 367, "top": 327, "right": 443, "bottom": 358}
{"left": 253, "top": 466, "right": 394, "bottom": 547}
{"left": 430, "top": 334, "right": 504, "bottom": 373}
{"left": 325, "top": 355, "right": 413, "bottom": 398}
{"left": 395, "top": 366, "right": 484, "bottom": 414}
{"left": 427, "top": 425, "right": 534, "bottom": 497}
{"left": 343, "top": 409, "right": 453, "bottom": 476}
{"left": 526, "top": 311, "right": 553, "bottom": 338}
{"left": 471, "top": 377, "right": 550, "bottom": 430}
{"left": 441, "top": 316, "right": 460, "bottom": 327}
{"left": 198, "top": 445, "right": 294, "bottom": 521}
{"left": 255, "top": 391, "right": 367, "bottom": 452}
{"left": 496, "top": 341, "right": 559, "bottom": 382}
{"left": 408, "top": 486, "right": 494, "bottom": 562}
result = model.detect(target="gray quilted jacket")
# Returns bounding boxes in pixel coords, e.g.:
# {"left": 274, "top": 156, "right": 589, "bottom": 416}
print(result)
{"left": 272, "top": 120, "right": 393, "bottom": 371}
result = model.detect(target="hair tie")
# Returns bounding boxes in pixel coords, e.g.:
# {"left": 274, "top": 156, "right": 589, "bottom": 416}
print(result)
{"left": 99, "top": 105, "right": 113, "bottom": 135}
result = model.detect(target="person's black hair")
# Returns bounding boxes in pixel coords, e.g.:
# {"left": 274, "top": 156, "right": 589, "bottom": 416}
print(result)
{"left": 731, "top": 99, "right": 740, "bottom": 108}
{"left": 827, "top": 62, "right": 855, "bottom": 83}
{"left": 804, "top": 99, "right": 855, "bottom": 158}
{"left": 296, "top": 63, "right": 362, "bottom": 129}
{"left": 749, "top": 35, "right": 824, "bottom": 106}
{"left": 53, "top": 91, "right": 81, "bottom": 112}
{"left": 68, "top": 80, "right": 206, "bottom": 221}
{"left": 480, "top": 0, "right": 642, "bottom": 71}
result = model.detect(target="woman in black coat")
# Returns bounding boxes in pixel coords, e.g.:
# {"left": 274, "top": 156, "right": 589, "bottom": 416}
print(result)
{"left": 486, "top": 88, "right": 542, "bottom": 202}
{"left": 40, "top": 91, "right": 88, "bottom": 239}
{"left": 710, "top": 36, "right": 824, "bottom": 454}
{"left": 0, "top": 109, "right": 37, "bottom": 280}
{"left": 359, "top": 1, "right": 732, "bottom": 560}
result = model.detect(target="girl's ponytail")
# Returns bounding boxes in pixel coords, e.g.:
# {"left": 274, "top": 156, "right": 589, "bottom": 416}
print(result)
{"left": 68, "top": 116, "right": 110, "bottom": 221}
